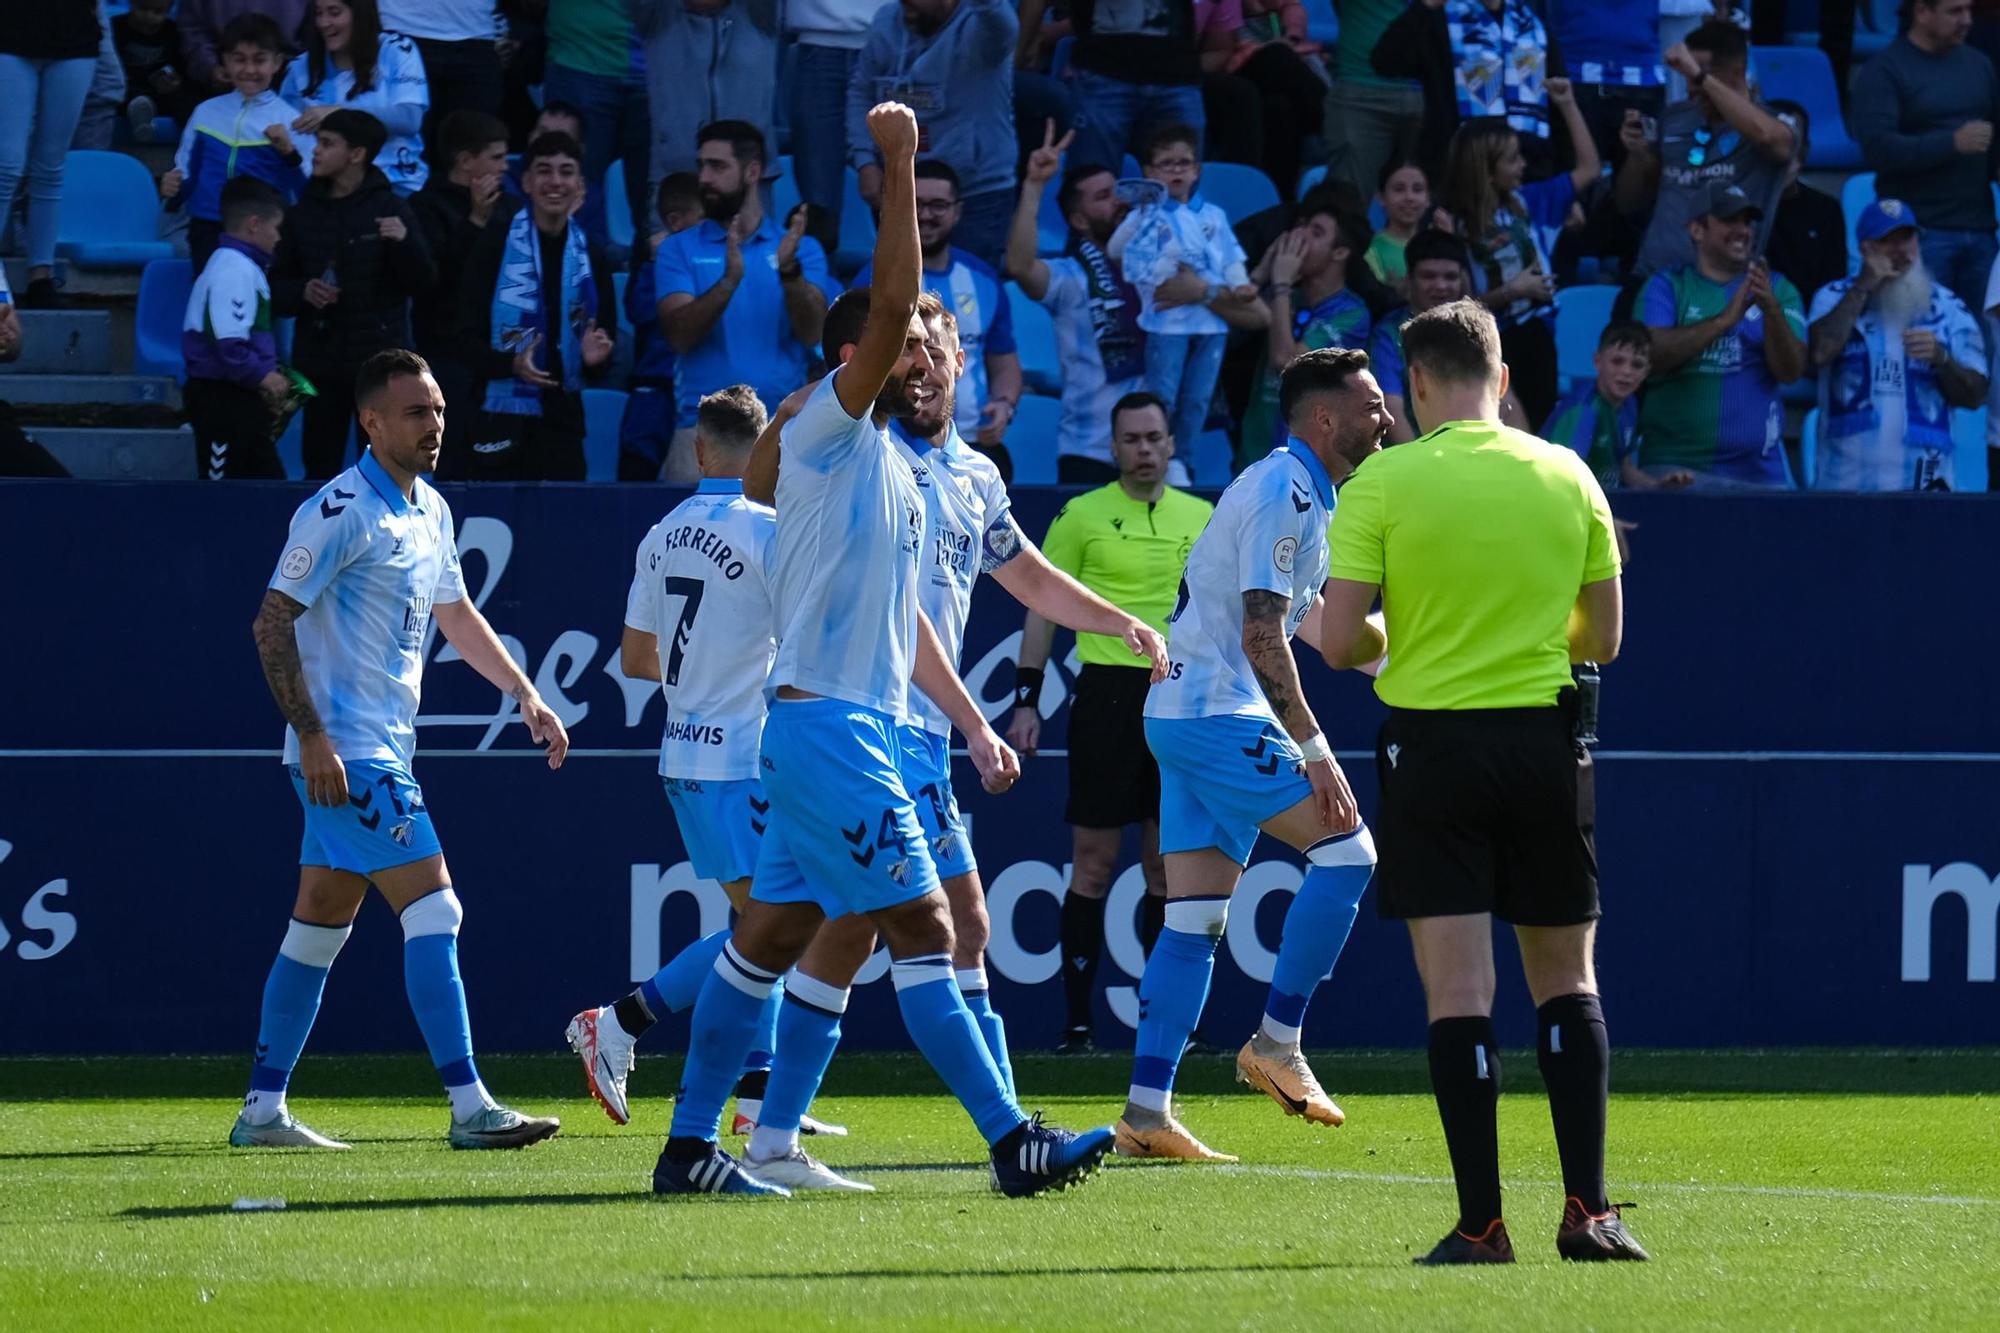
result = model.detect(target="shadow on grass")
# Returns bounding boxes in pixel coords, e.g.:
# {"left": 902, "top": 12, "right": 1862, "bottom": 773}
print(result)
{"left": 11, "top": 1049, "right": 2000, "bottom": 1102}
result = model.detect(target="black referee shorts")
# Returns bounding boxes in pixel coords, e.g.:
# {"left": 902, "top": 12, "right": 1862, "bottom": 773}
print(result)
{"left": 1064, "top": 664, "right": 1161, "bottom": 829}
{"left": 1374, "top": 703, "right": 1601, "bottom": 927}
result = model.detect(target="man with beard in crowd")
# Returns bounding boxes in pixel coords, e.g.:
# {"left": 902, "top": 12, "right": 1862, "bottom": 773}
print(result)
{"left": 656, "top": 119, "right": 836, "bottom": 482}
{"left": 1809, "top": 199, "right": 1988, "bottom": 491}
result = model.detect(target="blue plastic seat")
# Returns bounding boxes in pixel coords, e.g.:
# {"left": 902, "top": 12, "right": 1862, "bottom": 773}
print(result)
{"left": 604, "top": 159, "right": 635, "bottom": 250}
{"left": 1008, "top": 281, "right": 1060, "bottom": 396}
{"left": 1295, "top": 164, "right": 1327, "bottom": 201}
{"left": 1951, "top": 405, "right": 1989, "bottom": 492}
{"left": 133, "top": 258, "right": 194, "bottom": 380}
{"left": 1555, "top": 285, "right": 1619, "bottom": 389}
{"left": 1300, "top": 0, "right": 1338, "bottom": 47}
{"left": 1049, "top": 35, "right": 1074, "bottom": 80}
{"left": 611, "top": 269, "right": 632, "bottom": 338}
{"left": 1198, "top": 161, "right": 1281, "bottom": 224}
{"left": 1750, "top": 46, "right": 1862, "bottom": 170}
{"left": 1008, "top": 394, "right": 1061, "bottom": 484}
{"left": 582, "top": 387, "right": 627, "bottom": 482}
{"left": 54, "top": 151, "right": 176, "bottom": 267}
{"left": 1190, "top": 428, "right": 1233, "bottom": 486}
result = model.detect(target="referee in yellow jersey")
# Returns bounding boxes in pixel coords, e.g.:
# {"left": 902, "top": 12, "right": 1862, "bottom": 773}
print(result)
{"left": 1317, "top": 299, "right": 1647, "bottom": 1267}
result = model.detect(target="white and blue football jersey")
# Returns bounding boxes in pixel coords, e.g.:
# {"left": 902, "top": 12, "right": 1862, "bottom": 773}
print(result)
{"left": 268, "top": 449, "right": 466, "bottom": 766}
{"left": 1145, "top": 440, "right": 1334, "bottom": 723}
{"left": 625, "top": 479, "right": 777, "bottom": 781}
{"left": 768, "top": 374, "right": 927, "bottom": 718}
{"left": 893, "top": 421, "right": 1018, "bottom": 737}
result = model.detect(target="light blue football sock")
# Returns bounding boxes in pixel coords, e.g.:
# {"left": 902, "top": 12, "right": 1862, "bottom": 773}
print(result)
{"left": 667, "top": 941, "right": 779, "bottom": 1142}
{"left": 400, "top": 890, "right": 488, "bottom": 1116}
{"left": 752, "top": 972, "right": 849, "bottom": 1143}
{"left": 1263, "top": 826, "right": 1376, "bottom": 1044}
{"left": 242, "top": 919, "right": 351, "bottom": 1121}
{"left": 892, "top": 953, "right": 1026, "bottom": 1145}
{"left": 1128, "top": 898, "right": 1229, "bottom": 1113}
{"left": 640, "top": 929, "right": 730, "bottom": 1016}
{"left": 956, "top": 967, "right": 1016, "bottom": 1100}
{"left": 744, "top": 976, "right": 782, "bottom": 1075}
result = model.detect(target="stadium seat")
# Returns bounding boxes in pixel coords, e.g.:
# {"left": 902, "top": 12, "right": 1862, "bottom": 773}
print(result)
{"left": 1555, "top": 285, "right": 1619, "bottom": 389}
{"left": 1300, "top": 0, "right": 1338, "bottom": 46}
{"left": 611, "top": 269, "right": 632, "bottom": 338}
{"left": 1295, "top": 164, "right": 1326, "bottom": 200}
{"left": 605, "top": 159, "right": 635, "bottom": 250}
{"left": 771, "top": 153, "right": 799, "bottom": 220}
{"left": 1750, "top": 46, "right": 1862, "bottom": 170}
{"left": 54, "top": 151, "right": 176, "bottom": 267}
{"left": 582, "top": 387, "right": 627, "bottom": 482}
{"left": 835, "top": 167, "right": 879, "bottom": 275}
{"left": 1951, "top": 405, "right": 1989, "bottom": 492}
{"left": 1049, "top": 36, "right": 1074, "bottom": 79}
{"left": 1191, "top": 428, "right": 1233, "bottom": 485}
{"left": 1008, "top": 394, "right": 1061, "bottom": 484}
{"left": 133, "top": 258, "right": 193, "bottom": 380}
{"left": 1199, "top": 161, "right": 1281, "bottom": 223}
{"left": 1008, "top": 281, "right": 1060, "bottom": 396}
{"left": 1796, "top": 407, "right": 1818, "bottom": 490}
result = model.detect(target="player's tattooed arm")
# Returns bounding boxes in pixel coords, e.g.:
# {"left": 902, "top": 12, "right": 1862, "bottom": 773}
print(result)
{"left": 252, "top": 589, "right": 326, "bottom": 736}
{"left": 1241, "top": 589, "right": 1319, "bottom": 742}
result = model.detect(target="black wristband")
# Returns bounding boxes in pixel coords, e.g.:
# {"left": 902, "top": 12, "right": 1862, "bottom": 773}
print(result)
{"left": 1012, "top": 665, "right": 1044, "bottom": 710}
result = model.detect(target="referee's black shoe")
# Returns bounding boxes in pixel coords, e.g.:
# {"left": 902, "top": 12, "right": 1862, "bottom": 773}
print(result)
{"left": 1557, "top": 1198, "right": 1650, "bottom": 1262}
{"left": 1413, "top": 1219, "right": 1515, "bottom": 1265}
{"left": 1056, "top": 1027, "right": 1095, "bottom": 1055}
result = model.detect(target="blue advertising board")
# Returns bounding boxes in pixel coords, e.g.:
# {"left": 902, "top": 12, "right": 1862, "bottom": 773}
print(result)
{"left": 1, "top": 482, "right": 1996, "bottom": 1053}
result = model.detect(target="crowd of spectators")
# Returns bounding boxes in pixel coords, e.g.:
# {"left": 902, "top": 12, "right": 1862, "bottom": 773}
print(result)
{"left": 4, "top": 0, "right": 2000, "bottom": 492}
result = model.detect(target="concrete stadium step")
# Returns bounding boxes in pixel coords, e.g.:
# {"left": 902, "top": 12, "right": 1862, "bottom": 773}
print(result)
{"left": 4, "top": 258, "right": 145, "bottom": 301}
{"left": 32, "top": 426, "right": 191, "bottom": 480}
{"left": 0, "top": 373, "right": 176, "bottom": 407}
{"left": 0, "top": 310, "right": 113, "bottom": 375}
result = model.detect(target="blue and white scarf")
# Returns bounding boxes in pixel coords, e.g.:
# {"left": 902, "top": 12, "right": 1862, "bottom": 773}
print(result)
{"left": 483, "top": 207, "right": 597, "bottom": 416}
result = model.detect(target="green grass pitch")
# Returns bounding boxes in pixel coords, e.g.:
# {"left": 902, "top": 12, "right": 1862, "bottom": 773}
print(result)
{"left": 2, "top": 1050, "right": 1995, "bottom": 1330}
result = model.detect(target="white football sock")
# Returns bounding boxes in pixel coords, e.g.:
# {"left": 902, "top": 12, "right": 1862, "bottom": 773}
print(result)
{"left": 747, "top": 1123, "right": 798, "bottom": 1162}
{"left": 448, "top": 1079, "right": 498, "bottom": 1121}
{"left": 241, "top": 1089, "right": 286, "bottom": 1126}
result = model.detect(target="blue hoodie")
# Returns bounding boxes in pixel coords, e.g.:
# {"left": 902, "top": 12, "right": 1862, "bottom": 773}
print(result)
{"left": 845, "top": 0, "right": 1016, "bottom": 201}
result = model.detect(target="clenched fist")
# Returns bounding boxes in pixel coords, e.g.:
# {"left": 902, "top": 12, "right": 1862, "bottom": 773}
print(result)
{"left": 867, "top": 102, "right": 920, "bottom": 162}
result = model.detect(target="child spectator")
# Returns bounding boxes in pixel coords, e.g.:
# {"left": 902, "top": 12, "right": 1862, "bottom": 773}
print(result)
{"left": 504, "top": 100, "right": 586, "bottom": 203}
{"left": 411, "top": 108, "right": 521, "bottom": 473}
{"left": 1435, "top": 81, "right": 1599, "bottom": 427}
{"left": 1541, "top": 320, "right": 1692, "bottom": 491}
{"left": 114, "top": 0, "right": 197, "bottom": 134}
{"left": 160, "top": 13, "right": 307, "bottom": 271}
{"left": 1109, "top": 123, "right": 1259, "bottom": 466}
{"left": 183, "top": 177, "right": 292, "bottom": 480}
{"left": 281, "top": 0, "right": 432, "bottom": 196}
{"left": 270, "top": 108, "right": 436, "bottom": 478}
{"left": 1367, "top": 159, "right": 1430, "bottom": 298}
{"left": 620, "top": 172, "right": 704, "bottom": 480}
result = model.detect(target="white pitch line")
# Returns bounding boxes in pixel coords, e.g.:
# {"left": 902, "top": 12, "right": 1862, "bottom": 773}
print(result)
{"left": 1214, "top": 1163, "right": 2000, "bottom": 1209}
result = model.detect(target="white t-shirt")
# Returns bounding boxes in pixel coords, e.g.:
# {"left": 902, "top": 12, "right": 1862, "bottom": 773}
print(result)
{"left": 281, "top": 32, "right": 431, "bottom": 193}
{"left": 769, "top": 374, "right": 927, "bottom": 718}
{"left": 625, "top": 480, "right": 777, "bottom": 781}
{"left": 378, "top": 2, "right": 497, "bottom": 43}
{"left": 268, "top": 450, "right": 466, "bottom": 766}
{"left": 893, "top": 422, "right": 1019, "bottom": 737}
{"left": 1145, "top": 443, "right": 1334, "bottom": 723}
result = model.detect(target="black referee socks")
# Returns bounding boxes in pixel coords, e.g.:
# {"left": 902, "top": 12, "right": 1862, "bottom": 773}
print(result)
{"left": 1537, "top": 992, "right": 1611, "bottom": 1215}
{"left": 1428, "top": 1016, "right": 1504, "bottom": 1234}
{"left": 1059, "top": 891, "right": 1107, "bottom": 1032}
{"left": 1138, "top": 893, "right": 1166, "bottom": 956}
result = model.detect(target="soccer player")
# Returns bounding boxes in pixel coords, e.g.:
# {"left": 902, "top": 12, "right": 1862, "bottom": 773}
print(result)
{"left": 563, "top": 385, "right": 845, "bottom": 1149}
{"left": 1117, "top": 346, "right": 1391, "bottom": 1163}
{"left": 234, "top": 348, "right": 567, "bottom": 1151}
{"left": 715, "top": 302, "right": 1172, "bottom": 1182}
{"left": 650, "top": 101, "right": 1114, "bottom": 1199}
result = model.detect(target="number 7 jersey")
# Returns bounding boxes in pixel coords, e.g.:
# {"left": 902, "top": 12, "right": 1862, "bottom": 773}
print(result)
{"left": 624, "top": 478, "right": 778, "bottom": 781}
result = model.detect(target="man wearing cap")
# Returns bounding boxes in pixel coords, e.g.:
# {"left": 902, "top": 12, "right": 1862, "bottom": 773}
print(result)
{"left": 1634, "top": 181, "right": 1807, "bottom": 489}
{"left": 1808, "top": 199, "right": 1987, "bottom": 491}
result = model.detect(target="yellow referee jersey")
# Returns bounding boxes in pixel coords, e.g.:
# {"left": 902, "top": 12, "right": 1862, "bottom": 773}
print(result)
{"left": 1040, "top": 482, "right": 1213, "bottom": 667}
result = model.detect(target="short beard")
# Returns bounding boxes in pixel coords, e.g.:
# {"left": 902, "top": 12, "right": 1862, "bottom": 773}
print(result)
{"left": 701, "top": 186, "right": 747, "bottom": 223}
{"left": 876, "top": 368, "right": 926, "bottom": 420}
{"left": 902, "top": 383, "right": 957, "bottom": 438}
{"left": 1875, "top": 262, "right": 1934, "bottom": 327}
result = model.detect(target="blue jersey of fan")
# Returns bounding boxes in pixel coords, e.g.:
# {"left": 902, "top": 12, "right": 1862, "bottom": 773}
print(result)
{"left": 891, "top": 420, "right": 1019, "bottom": 736}
{"left": 768, "top": 374, "right": 926, "bottom": 718}
{"left": 1145, "top": 440, "right": 1334, "bottom": 723}
{"left": 268, "top": 449, "right": 466, "bottom": 766}
{"left": 624, "top": 478, "right": 777, "bottom": 781}
{"left": 280, "top": 31, "right": 431, "bottom": 193}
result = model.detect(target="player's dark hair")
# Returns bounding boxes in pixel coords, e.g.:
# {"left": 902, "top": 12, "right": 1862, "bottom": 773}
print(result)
{"left": 219, "top": 175, "right": 285, "bottom": 231}
{"left": 1294, "top": 193, "right": 1353, "bottom": 252}
{"left": 821, "top": 288, "right": 945, "bottom": 365}
{"left": 1686, "top": 19, "right": 1749, "bottom": 66}
{"left": 1057, "top": 162, "right": 1114, "bottom": 218}
{"left": 657, "top": 171, "right": 701, "bottom": 221}
{"left": 440, "top": 109, "right": 509, "bottom": 168}
{"left": 915, "top": 159, "right": 961, "bottom": 198}
{"left": 524, "top": 131, "right": 584, "bottom": 174}
{"left": 537, "top": 99, "right": 588, "bottom": 136}
{"left": 697, "top": 119, "right": 767, "bottom": 169}
{"left": 1377, "top": 157, "right": 1428, "bottom": 194}
{"left": 219, "top": 12, "right": 287, "bottom": 57}
{"left": 1598, "top": 319, "right": 1651, "bottom": 357}
{"left": 1111, "top": 391, "right": 1171, "bottom": 438}
{"left": 301, "top": 0, "right": 384, "bottom": 97}
{"left": 319, "top": 108, "right": 388, "bottom": 165}
{"left": 355, "top": 348, "right": 432, "bottom": 408}
{"left": 696, "top": 385, "right": 769, "bottom": 451}
{"left": 1279, "top": 346, "right": 1372, "bottom": 425}
{"left": 1144, "top": 123, "right": 1200, "bottom": 165}
{"left": 1401, "top": 298, "right": 1503, "bottom": 388}
{"left": 1403, "top": 228, "right": 1468, "bottom": 273}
